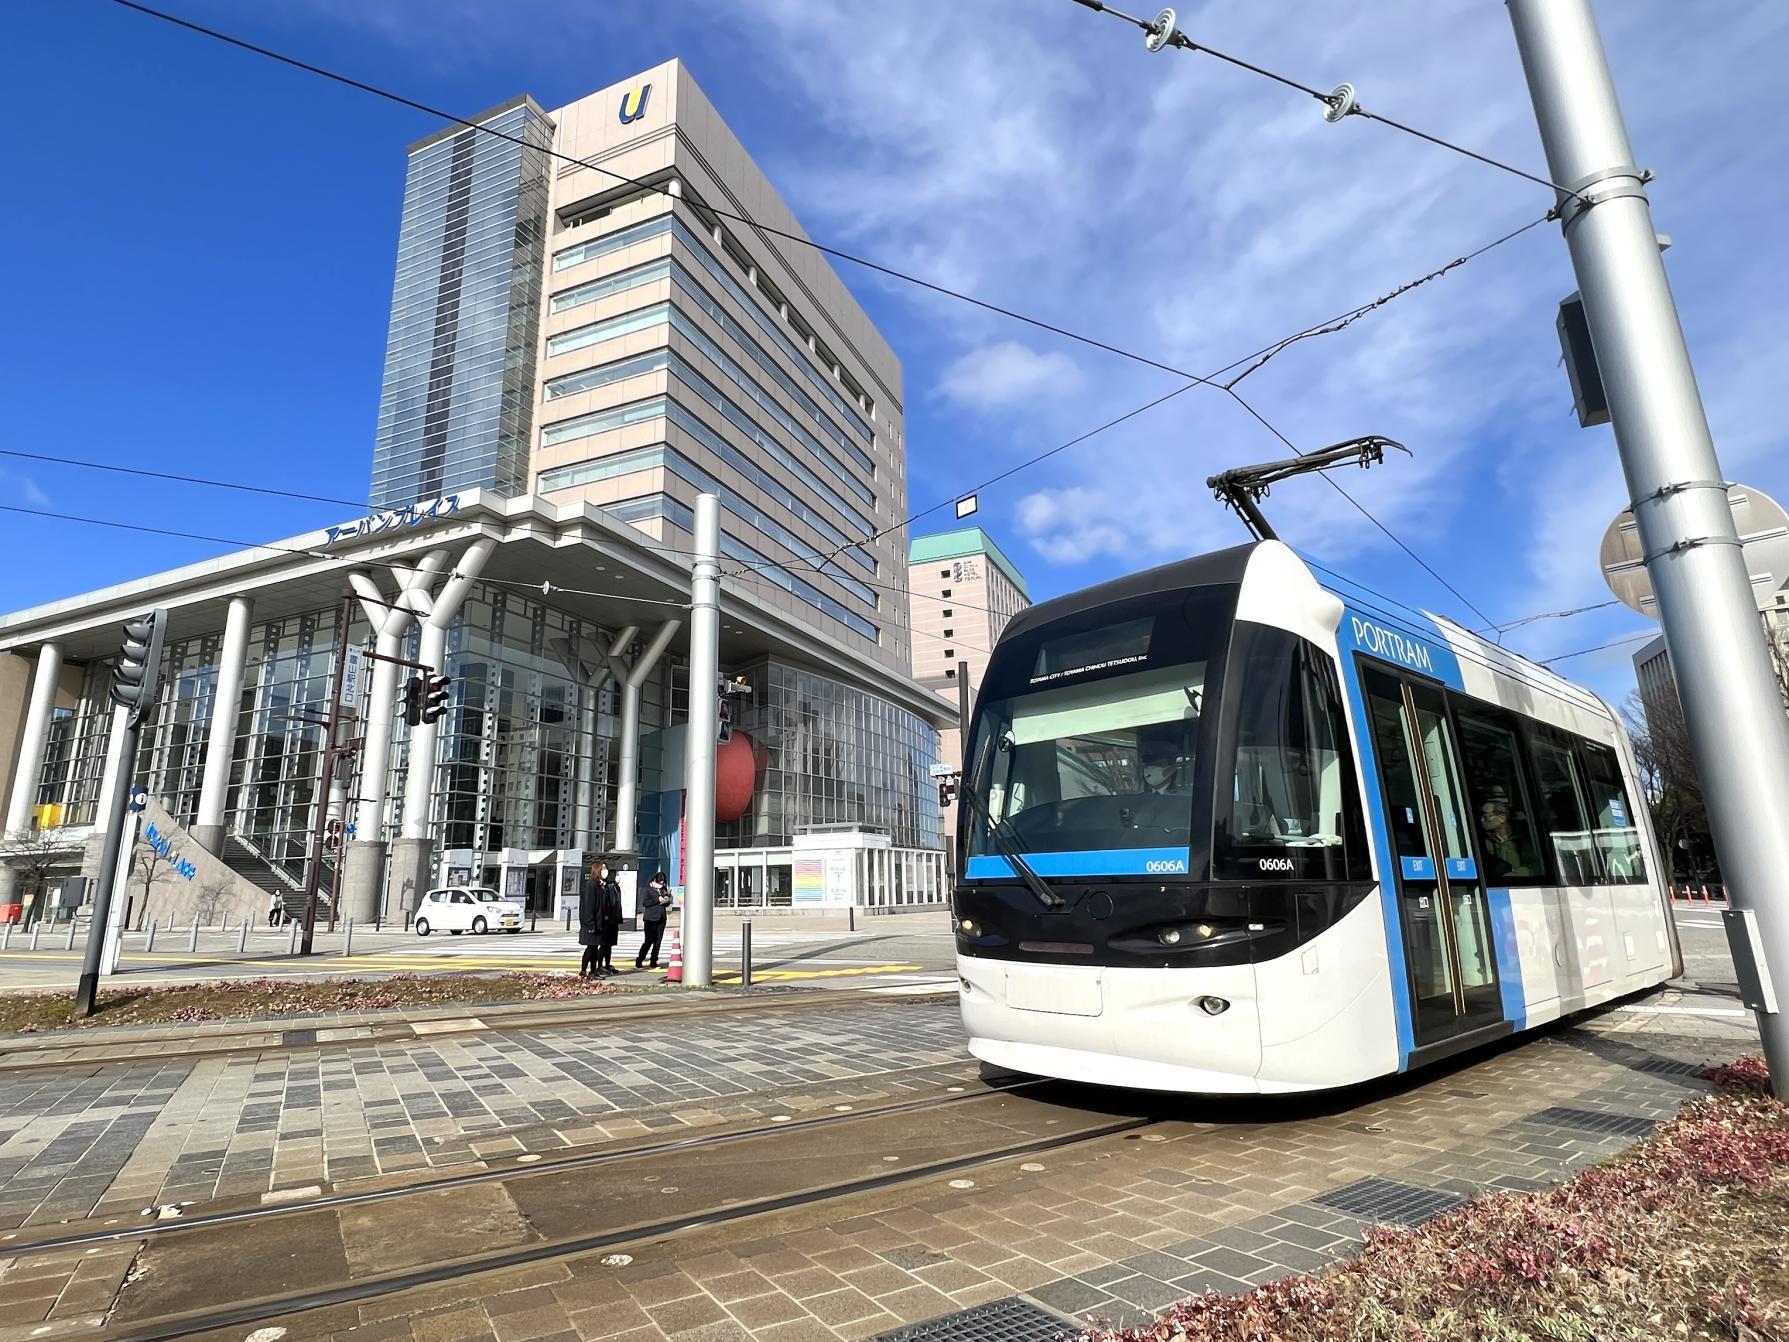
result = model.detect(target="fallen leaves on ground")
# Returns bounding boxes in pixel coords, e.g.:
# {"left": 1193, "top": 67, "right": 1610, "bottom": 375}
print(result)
{"left": 0, "top": 971, "right": 619, "bottom": 1035}
{"left": 1085, "top": 1057, "right": 1788, "bottom": 1342}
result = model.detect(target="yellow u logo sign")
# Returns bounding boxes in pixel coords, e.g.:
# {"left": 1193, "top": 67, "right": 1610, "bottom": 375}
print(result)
{"left": 619, "top": 84, "right": 652, "bottom": 125}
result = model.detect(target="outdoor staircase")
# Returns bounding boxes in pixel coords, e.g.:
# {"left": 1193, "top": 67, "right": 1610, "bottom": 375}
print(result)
{"left": 221, "top": 835, "right": 333, "bottom": 917}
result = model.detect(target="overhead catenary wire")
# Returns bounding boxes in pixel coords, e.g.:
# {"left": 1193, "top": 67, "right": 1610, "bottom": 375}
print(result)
{"left": 110, "top": 0, "right": 1217, "bottom": 388}
{"left": 1066, "top": 0, "right": 1587, "bottom": 205}
{"left": 730, "top": 210, "right": 1551, "bottom": 598}
{"left": 1540, "top": 631, "right": 1659, "bottom": 666}
{"left": 1219, "top": 384, "right": 1499, "bottom": 628}
{"left": 97, "top": 1, "right": 1542, "bottom": 647}
{"left": 0, "top": 504, "right": 694, "bottom": 612}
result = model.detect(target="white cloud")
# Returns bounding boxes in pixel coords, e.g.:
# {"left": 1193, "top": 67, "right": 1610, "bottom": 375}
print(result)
{"left": 938, "top": 342, "right": 1083, "bottom": 410}
{"left": 0, "top": 467, "right": 51, "bottom": 509}
{"left": 287, "top": 0, "right": 1789, "bottom": 703}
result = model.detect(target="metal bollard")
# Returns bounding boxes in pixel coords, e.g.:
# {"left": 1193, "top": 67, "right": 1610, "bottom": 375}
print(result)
{"left": 848, "top": 906, "right": 855, "bottom": 933}
{"left": 740, "top": 919, "right": 753, "bottom": 990}
{"left": 564, "top": 908, "right": 572, "bottom": 932}
{"left": 190, "top": 916, "right": 201, "bottom": 953}
{"left": 530, "top": 912, "right": 538, "bottom": 933}
{"left": 238, "top": 918, "right": 250, "bottom": 953}
{"left": 343, "top": 917, "right": 353, "bottom": 958}
{"left": 1, "top": 921, "right": 10, "bottom": 950}
{"left": 216, "top": 912, "right": 225, "bottom": 932}
{"left": 65, "top": 919, "right": 78, "bottom": 950}
{"left": 405, "top": 910, "right": 413, "bottom": 931}
{"left": 288, "top": 918, "right": 299, "bottom": 955}
{"left": 30, "top": 921, "right": 41, "bottom": 951}
{"left": 145, "top": 919, "right": 157, "bottom": 953}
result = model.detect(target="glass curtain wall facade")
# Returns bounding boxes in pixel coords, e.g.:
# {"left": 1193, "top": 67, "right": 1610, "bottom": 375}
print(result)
{"left": 370, "top": 98, "right": 555, "bottom": 509}
{"left": 717, "top": 658, "right": 941, "bottom": 851}
{"left": 23, "top": 605, "right": 939, "bottom": 884}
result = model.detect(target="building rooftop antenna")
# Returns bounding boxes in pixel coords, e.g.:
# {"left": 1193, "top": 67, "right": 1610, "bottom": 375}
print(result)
{"left": 1206, "top": 435, "right": 1408, "bottom": 540}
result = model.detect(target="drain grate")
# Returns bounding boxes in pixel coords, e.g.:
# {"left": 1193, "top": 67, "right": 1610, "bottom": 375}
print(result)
{"left": 1526, "top": 1106, "right": 1656, "bottom": 1138}
{"left": 1636, "top": 1058, "right": 1705, "bottom": 1079}
{"left": 1310, "top": 1177, "right": 1465, "bottom": 1227}
{"left": 873, "top": 1296, "right": 1072, "bottom": 1342}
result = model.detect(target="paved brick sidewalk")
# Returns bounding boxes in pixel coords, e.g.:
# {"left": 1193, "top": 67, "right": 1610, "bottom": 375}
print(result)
{"left": 0, "top": 1001, "right": 966, "bottom": 1230}
{"left": 172, "top": 997, "right": 1750, "bottom": 1342}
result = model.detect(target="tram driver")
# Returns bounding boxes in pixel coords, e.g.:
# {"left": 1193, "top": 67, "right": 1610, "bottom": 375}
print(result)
{"left": 1137, "top": 728, "right": 1192, "bottom": 795}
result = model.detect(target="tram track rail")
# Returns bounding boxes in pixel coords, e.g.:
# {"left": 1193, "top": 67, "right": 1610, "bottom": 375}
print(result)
{"left": 25, "top": 1078, "right": 1165, "bottom": 1342}
{"left": 4, "top": 1067, "right": 1034, "bottom": 1258}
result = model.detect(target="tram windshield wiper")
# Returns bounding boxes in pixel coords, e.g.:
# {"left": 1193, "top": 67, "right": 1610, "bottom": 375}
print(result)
{"left": 958, "top": 764, "right": 1065, "bottom": 911}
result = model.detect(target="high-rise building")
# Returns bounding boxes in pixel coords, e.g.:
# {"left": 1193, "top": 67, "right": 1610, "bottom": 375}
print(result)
{"left": 0, "top": 62, "right": 949, "bottom": 923}
{"left": 370, "top": 64, "right": 907, "bottom": 672}
{"left": 906, "top": 527, "right": 1030, "bottom": 867}
{"left": 371, "top": 98, "right": 554, "bottom": 510}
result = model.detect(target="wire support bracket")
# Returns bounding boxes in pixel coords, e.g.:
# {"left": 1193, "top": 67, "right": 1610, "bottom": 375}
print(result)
{"left": 1554, "top": 164, "right": 1654, "bottom": 225}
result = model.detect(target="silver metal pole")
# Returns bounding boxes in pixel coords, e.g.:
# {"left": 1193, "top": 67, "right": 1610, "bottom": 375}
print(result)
{"left": 344, "top": 916, "right": 354, "bottom": 958}
{"left": 30, "top": 921, "right": 40, "bottom": 951}
{"left": 288, "top": 917, "right": 299, "bottom": 956}
{"left": 682, "top": 494, "right": 722, "bottom": 987}
{"left": 1, "top": 922, "right": 10, "bottom": 950}
{"left": 237, "top": 917, "right": 249, "bottom": 953}
{"left": 1510, "top": 0, "right": 1789, "bottom": 1095}
{"left": 75, "top": 718, "right": 138, "bottom": 1015}
{"left": 64, "top": 918, "right": 76, "bottom": 951}
{"left": 740, "top": 919, "right": 752, "bottom": 990}
{"left": 144, "top": 918, "right": 156, "bottom": 954}
{"left": 190, "top": 916, "right": 200, "bottom": 953}
{"left": 102, "top": 814, "right": 135, "bottom": 976}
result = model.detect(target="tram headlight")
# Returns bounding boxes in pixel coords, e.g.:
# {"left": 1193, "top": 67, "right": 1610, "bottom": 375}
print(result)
{"left": 1197, "top": 996, "right": 1231, "bottom": 1016}
{"left": 1158, "top": 928, "right": 1182, "bottom": 946}
{"left": 958, "top": 918, "right": 977, "bottom": 935}
{"left": 1195, "top": 923, "right": 1215, "bottom": 940}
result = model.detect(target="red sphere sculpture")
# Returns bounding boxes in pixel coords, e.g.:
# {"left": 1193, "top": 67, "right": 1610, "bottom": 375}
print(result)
{"left": 715, "top": 731, "right": 761, "bottom": 823}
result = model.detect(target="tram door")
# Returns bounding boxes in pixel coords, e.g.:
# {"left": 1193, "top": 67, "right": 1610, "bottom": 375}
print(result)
{"left": 1363, "top": 669, "right": 1503, "bottom": 1047}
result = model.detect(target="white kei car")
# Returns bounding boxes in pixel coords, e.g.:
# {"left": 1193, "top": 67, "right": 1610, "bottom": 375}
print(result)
{"left": 415, "top": 886, "right": 525, "bottom": 936}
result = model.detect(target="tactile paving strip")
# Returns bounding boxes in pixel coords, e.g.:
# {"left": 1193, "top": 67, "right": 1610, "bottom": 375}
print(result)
{"left": 1310, "top": 1177, "right": 1465, "bottom": 1227}
{"left": 873, "top": 1296, "right": 1073, "bottom": 1342}
{"left": 1526, "top": 1105, "right": 1657, "bottom": 1138}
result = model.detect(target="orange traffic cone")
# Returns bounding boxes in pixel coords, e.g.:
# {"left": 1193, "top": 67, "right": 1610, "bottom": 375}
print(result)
{"left": 664, "top": 929, "right": 683, "bottom": 984}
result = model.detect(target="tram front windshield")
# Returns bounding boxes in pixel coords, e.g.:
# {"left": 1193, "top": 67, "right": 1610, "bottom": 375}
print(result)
{"left": 965, "top": 590, "right": 1230, "bottom": 869}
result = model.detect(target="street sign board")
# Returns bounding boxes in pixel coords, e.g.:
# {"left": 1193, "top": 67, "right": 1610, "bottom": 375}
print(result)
{"left": 1599, "top": 483, "right": 1789, "bottom": 619}
{"left": 340, "top": 646, "right": 366, "bottom": 715}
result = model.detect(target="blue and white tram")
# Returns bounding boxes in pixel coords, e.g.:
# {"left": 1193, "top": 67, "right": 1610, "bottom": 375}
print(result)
{"left": 953, "top": 541, "right": 1682, "bottom": 1093}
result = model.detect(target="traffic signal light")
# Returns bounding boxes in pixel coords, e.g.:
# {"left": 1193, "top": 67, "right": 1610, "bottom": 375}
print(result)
{"left": 716, "top": 673, "right": 749, "bottom": 744}
{"left": 402, "top": 675, "right": 424, "bottom": 728}
{"left": 110, "top": 609, "right": 168, "bottom": 727}
{"left": 421, "top": 673, "right": 452, "bottom": 724}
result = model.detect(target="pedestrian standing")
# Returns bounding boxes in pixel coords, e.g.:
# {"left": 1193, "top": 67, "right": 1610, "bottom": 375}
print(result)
{"left": 635, "top": 871, "right": 672, "bottom": 969}
{"left": 578, "top": 860, "right": 604, "bottom": 979}
{"left": 594, "top": 861, "right": 623, "bottom": 976}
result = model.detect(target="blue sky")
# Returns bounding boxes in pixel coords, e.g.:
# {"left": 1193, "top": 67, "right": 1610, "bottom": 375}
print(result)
{"left": 3, "top": 0, "right": 1786, "bottom": 709}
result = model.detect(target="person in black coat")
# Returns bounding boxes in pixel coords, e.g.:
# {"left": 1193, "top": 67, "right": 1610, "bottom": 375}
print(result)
{"left": 579, "top": 860, "right": 623, "bottom": 978}
{"left": 635, "top": 871, "right": 673, "bottom": 969}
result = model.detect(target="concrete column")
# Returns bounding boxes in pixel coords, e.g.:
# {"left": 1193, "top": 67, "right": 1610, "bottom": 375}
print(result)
{"left": 193, "top": 596, "right": 253, "bottom": 854}
{"left": 389, "top": 540, "right": 494, "bottom": 914}
{"left": 681, "top": 494, "right": 722, "bottom": 986}
{"left": 610, "top": 620, "right": 681, "bottom": 854}
{"left": 339, "top": 551, "right": 446, "bottom": 923}
{"left": 4, "top": 642, "right": 63, "bottom": 838}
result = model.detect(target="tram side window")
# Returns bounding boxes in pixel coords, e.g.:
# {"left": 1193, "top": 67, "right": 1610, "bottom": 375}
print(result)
{"left": 1453, "top": 707, "right": 1545, "bottom": 884}
{"left": 1528, "top": 729, "right": 1603, "bottom": 885}
{"left": 1579, "top": 740, "right": 1648, "bottom": 884}
{"left": 1217, "top": 626, "right": 1368, "bottom": 881}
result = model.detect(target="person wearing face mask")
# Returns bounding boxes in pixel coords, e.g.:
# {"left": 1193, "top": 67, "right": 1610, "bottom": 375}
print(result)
{"left": 1138, "top": 734, "right": 1189, "bottom": 794}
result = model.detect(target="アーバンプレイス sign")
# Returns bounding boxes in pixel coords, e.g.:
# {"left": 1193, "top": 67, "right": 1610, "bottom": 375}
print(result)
{"left": 323, "top": 495, "right": 460, "bottom": 548}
